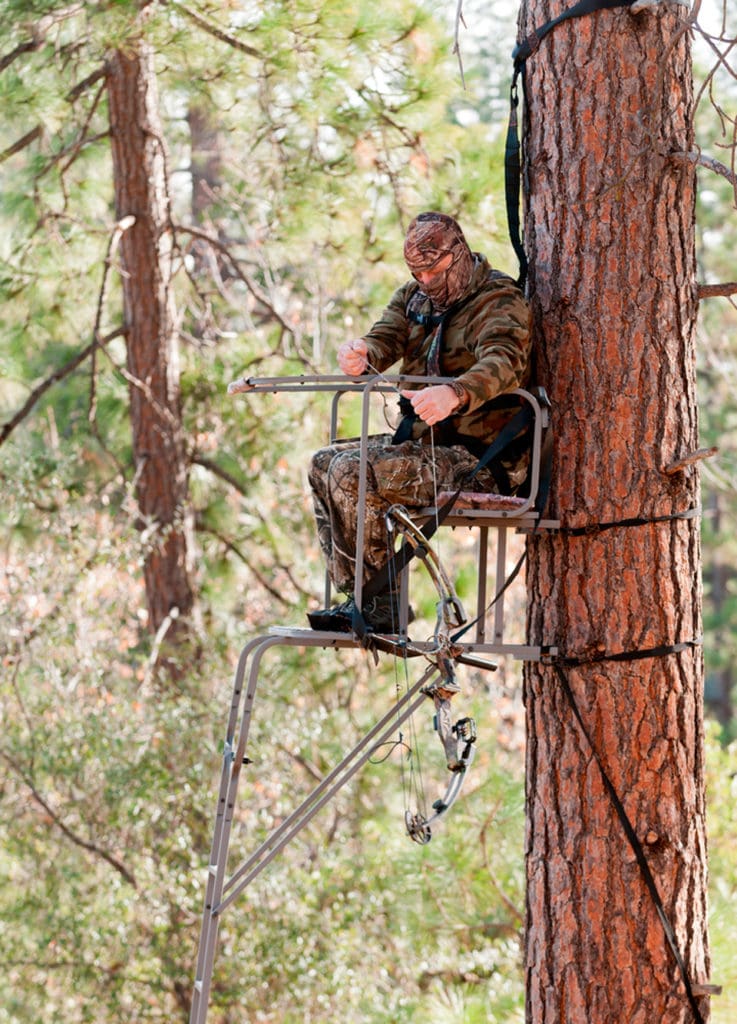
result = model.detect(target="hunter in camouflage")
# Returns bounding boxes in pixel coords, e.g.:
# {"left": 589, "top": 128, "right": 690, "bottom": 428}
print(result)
{"left": 308, "top": 211, "right": 532, "bottom": 632}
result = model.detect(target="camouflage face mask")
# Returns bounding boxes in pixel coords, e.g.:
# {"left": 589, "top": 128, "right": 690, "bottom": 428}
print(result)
{"left": 403, "top": 212, "right": 475, "bottom": 311}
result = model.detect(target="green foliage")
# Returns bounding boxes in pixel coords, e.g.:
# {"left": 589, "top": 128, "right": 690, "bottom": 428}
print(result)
{"left": 705, "top": 724, "right": 737, "bottom": 1023}
{"left": 0, "top": 1, "right": 524, "bottom": 1016}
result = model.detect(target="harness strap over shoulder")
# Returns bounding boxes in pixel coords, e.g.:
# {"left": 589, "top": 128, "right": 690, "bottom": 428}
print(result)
{"left": 395, "top": 270, "right": 523, "bottom": 443}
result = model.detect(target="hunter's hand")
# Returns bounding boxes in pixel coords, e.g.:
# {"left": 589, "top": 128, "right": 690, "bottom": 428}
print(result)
{"left": 401, "top": 385, "right": 463, "bottom": 426}
{"left": 337, "top": 339, "right": 368, "bottom": 376}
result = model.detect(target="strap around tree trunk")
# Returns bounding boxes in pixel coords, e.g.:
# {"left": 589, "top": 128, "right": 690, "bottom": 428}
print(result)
{"left": 513, "top": 0, "right": 635, "bottom": 64}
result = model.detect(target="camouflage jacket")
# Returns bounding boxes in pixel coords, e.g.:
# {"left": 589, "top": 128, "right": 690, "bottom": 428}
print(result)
{"left": 362, "top": 254, "right": 532, "bottom": 447}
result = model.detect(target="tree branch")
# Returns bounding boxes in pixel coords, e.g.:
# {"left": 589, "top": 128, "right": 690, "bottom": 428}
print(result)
{"left": 671, "top": 149, "right": 737, "bottom": 189}
{"left": 0, "top": 5, "right": 86, "bottom": 74}
{"left": 0, "top": 326, "right": 125, "bottom": 448}
{"left": 192, "top": 454, "right": 248, "bottom": 497}
{"left": 66, "top": 65, "right": 106, "bottom": 104}
{"left": 276, "top": 742, "right": 324, "bottom": 783}
{"left": 0, "top": 38, "right": 41, "bottom": 73}
{"left": 0, "top": 126, "right": 42, "bottom": 165}
{"left": 194, "top": 521, "right": 292, "bottom": 606}
{"left": 1, "top": 750, "right": 137, "bottom": 888}
{"left": 0, "top": 66, "right": 106, "bottom": 167}
{"left": 174, "top": 223, "right": 297, "bottom": 339}
{"left": 697, "top": 282, "right": 737, "bottom": 299}
{"left": 479, "top": 806, "right": 525, "bottom": 926}
{"left": 89, "top": 216, "right": 136, "bottom": 424}
{"left": 452, "top": 0, "right": 468, "bottom": 89}
{"left": 165, "top": 1, "right": 263, "bottom": 58}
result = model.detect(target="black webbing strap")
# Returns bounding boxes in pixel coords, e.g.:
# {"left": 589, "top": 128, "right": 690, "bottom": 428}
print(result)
{"left": 553, "top": 637, "right": 701, "bottom": 667}
{"left": 512, "top": 0, "right": 635, "bottom": 64}
{"left": 550, "top": 641, "right": 705, "bottom": 1024}
{"left": 504, "top": 67, "right": 528, "bottom": 290}
{"left": 391, "top": 394, "right": 419, "bottom": 445}
{"left": 504, "top": 0, "right": 636, "bottom": 289}
{"left": 351, "top": 403, "right": 536, "bottom": 639}
{"left": 560, "top": 506, "right": 702, "bottom": 536}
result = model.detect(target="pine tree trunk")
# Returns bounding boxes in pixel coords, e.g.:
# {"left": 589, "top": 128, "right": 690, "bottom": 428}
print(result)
{"left": 106, "top": 42, "right": 196, "bottom": 652}
{"left": 521, "top": 3, "right": 711, "bottom": 1021}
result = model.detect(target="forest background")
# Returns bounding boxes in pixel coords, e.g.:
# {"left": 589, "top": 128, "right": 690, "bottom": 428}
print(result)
{"left": 0, "top": 1, "right": 735, "bottom": 1022}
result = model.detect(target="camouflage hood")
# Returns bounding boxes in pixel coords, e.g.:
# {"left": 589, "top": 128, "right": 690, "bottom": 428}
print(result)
{"left": 361, "top": 254, "right": 532, "bottom": 446}
{"left": 403, "top": 212, "right": 475, "bottom": 312}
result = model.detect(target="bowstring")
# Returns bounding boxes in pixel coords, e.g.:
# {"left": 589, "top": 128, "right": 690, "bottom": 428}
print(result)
{"left": 428, "top": 425, "right": 444, "bottom": 601}
{"left": 364, "top": 358, "right": 454, "bottom": 824}
{"left": 364, "top": 359, "right": 402, "bottom": 433}
{"left": 384, "top": 508, "right": 428, "bottom": 822}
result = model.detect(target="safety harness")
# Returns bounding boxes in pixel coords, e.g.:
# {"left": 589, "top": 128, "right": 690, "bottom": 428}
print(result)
{"left": 393, "top": 269, "right": 532, "bottom": 493}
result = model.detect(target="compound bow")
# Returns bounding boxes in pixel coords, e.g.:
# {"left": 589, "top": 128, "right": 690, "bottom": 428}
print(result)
{"left": 381, "top": 504, "right": 481, "bottom": 844}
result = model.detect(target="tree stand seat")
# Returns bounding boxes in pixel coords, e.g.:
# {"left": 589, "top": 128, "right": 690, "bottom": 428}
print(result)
{"left": 434, "top": 491, "right": 530, "bottom": 512}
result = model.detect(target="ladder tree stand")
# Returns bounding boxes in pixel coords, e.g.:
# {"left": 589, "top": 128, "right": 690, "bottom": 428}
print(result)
{"left": 188, "top": 374, "right": 558, "bottom": 1024}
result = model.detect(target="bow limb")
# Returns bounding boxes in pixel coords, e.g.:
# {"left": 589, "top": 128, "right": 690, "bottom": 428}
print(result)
{"left": 380, "top": 506, "right": 478, "bottom": 842}
{"left": 404, "top": 709, "right": 477, "bottom": 845}
{"left": 385, "top": 504, "right": 466, "bottom": 632}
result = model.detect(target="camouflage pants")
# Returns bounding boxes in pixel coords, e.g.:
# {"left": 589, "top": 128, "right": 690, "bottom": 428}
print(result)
{"left": 308, "top": 434, "right": 505, "bottom": 594}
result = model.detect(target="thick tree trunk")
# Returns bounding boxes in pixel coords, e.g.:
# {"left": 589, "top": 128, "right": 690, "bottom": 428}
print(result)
{"left": 107, "top": 42, "right": 196, "bottom": 651}
{"left": 521, "top": 3, "right": 710, "bottom": 1022}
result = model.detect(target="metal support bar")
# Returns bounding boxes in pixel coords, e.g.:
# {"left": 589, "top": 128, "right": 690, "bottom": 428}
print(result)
{"left": 476, "top": 527, "right": 489, "bottom": 644}
{"left": 190, "top": 629, "right": 442, "bottom": 1024}
{"left": 218, "top": 665, "right": 437, "bottom": 914}
{"left": 494, "top": 526, "right": 508, "bottom": 646}
{"left": 189, "top": 622, "right": 557, "bottom": 1024}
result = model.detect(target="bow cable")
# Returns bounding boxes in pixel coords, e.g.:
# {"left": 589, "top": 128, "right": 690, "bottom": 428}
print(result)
{"left": 358, "top": 363, "right": 476, "bottom": 840}
{"left": 384, "top": 510, "right": 430, "bottom": 828}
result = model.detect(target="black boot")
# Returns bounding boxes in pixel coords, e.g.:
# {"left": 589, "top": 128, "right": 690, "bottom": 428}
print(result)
{"left": 306, "top": 598, "right": 355, "bottom": 632}
{"left": 307, "top": 593, "right": 414, "bottom": 634}
{"left": 360, "top": 592, "right": 414, "bottom": 633}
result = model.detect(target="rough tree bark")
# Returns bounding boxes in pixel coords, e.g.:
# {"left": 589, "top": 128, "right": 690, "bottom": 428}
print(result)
{"left": 106, "top": 41, "right": 197, "bottom": 655}
{"left": 521, "top": 2, "right": 711, "bottom": 1022}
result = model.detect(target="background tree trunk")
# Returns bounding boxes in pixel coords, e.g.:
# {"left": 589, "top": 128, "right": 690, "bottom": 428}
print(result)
{"left": 521, "top": 3, "right": 711, "bottom": 1021}
{"left": 704, "top": 492, "right": 735, "bottom": 730}
{"left": 107, "top": 42, "right": 197, "bottom": 654}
